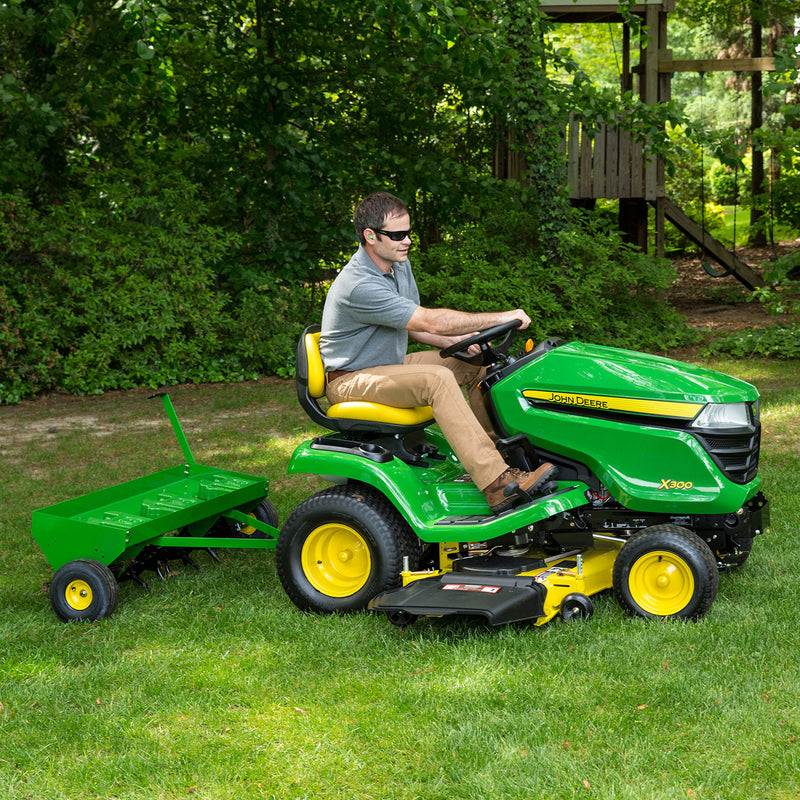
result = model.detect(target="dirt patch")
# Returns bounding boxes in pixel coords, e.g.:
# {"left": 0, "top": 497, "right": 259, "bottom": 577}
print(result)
{"left": 0, "top": 377, "right": 295, "bottom": 453}
{"left": 666, "top": 241, "right": 799, "bottom": 335}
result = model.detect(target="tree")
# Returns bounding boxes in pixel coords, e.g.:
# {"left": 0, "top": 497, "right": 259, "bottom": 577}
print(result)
{"left": 674, "top": 0, "right": 799, "bottom": 245}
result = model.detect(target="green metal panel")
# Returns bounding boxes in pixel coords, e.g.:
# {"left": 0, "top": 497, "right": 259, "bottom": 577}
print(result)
{"left": 32, "top": 462, "right": 270, "bottom": 571}
{"left": 489, "top": 342, "right": 761, "bottom": 514}
{"left": 287, "top": 437, "right": 590, "bottom": 543}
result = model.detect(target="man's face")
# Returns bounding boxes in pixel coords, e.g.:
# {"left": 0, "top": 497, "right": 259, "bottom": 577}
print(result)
{"left": 364, "top": 212, "right": 411, "bottom": 269}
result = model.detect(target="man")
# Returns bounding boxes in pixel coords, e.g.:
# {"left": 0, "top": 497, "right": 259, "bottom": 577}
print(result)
{"left": 320, "top": 192, "right": 557, "bottom": 514}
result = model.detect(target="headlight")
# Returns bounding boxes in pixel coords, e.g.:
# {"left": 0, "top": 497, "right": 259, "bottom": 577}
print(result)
{"left": 691, "top": 402, "right": 752, "bottom": 429}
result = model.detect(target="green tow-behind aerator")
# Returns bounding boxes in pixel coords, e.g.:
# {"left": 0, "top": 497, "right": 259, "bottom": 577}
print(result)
{"left": 276, "top": 322, "right": 768, "bottom": 627}
{"left": 31, "top": 394, "right": 279, "bottom": 621}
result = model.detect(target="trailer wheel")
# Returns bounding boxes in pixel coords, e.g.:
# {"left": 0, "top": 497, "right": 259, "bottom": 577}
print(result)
{"left": 613, "top": 525, "right": 718, "bottom": 620}
{"left": 237, "top": 499, "right": 279, "bottom": 539}
{"left": 277, "top": 484, "right": 418, "bottom": 614}
{"left": 50, "top": 559, "right": 119, "bottom": 622}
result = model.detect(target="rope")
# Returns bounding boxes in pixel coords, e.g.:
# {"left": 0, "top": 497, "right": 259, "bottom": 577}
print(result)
{"left": 699, "top": 70, "right": 735, "bottom": 279}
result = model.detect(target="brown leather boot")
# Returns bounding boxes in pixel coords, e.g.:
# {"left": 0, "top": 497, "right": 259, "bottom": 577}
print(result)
{"left": 482, "top": 463, "right": 559, "bottom": 514}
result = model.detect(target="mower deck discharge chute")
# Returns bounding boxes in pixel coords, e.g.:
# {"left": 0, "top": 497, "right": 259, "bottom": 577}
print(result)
{"left": 277, "top": 322, "right": 768, "bottom": 627}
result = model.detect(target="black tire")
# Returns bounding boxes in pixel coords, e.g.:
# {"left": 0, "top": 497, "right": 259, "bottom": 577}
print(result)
{"left": 49, "top": 559, "right": 119, "bottom": 622}
{"left": 236, "top": 499, "right": 279, "bottom": 538}
{"left": 561, "top": 592, "right": 594, "bottom": 622}
{"left": 613, "top": 524, "right": 719, "bottom": 620}
{"left": 276, "top": 484, "right": 419, "bottom": 614}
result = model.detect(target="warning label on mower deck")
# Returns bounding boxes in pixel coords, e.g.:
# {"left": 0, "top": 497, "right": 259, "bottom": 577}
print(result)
{"left": 442, "top": 584, "right": 501, "bottom": 594}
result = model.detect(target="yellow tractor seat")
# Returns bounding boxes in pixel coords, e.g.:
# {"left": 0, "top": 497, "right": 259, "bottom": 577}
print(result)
{"left": 296, "top": 326, "right": 434, "bottom": 434}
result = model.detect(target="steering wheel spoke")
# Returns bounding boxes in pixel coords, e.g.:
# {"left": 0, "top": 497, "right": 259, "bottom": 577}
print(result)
{"left": 439, "top": 319, "right": 522, "bottom": 365}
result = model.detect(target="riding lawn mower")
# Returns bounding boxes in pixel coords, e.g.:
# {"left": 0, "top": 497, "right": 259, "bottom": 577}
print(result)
{"left": 31, "top": 322, "right": 768, "bottom": 628}
{"left": 277, "top": 321, "right": 768, "bottom": 627}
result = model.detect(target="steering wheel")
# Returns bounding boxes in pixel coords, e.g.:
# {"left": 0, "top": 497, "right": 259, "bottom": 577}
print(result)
{"left": 439, "top": 319, "right": 522, "bottom": 366}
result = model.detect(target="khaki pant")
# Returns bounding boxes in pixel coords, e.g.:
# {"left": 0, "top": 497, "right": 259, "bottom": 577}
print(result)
{"left": 325, "top": 350, "right": 507, "bottom": 490}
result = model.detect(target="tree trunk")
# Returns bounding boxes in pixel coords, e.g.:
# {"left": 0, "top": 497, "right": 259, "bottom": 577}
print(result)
{"left": 749, "top": 12, "right": 766, "bottom": 246}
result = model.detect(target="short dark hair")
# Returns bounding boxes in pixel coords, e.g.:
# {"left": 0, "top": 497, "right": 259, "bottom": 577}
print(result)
{"left": 354, "top": 192, "right": 409, "bottom": 245}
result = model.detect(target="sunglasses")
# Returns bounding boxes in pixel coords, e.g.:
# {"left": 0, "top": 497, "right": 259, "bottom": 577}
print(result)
{"left": 373, "top": 228, "right": 412, "bottom": 241}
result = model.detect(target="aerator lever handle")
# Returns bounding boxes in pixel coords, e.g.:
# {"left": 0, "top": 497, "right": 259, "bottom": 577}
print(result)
{"left": 148, "top": 392, "right": 196, "bottom": 465}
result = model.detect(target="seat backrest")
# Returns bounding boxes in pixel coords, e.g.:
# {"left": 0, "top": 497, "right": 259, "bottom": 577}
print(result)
{"left": 295, "top": 324, "right": 434, "bottom": 435}
{"left": 296, "top": 324, "right": 333, "bottom": 429}
{"left": 304, "top": 330, "right": 326, "bottom": 399}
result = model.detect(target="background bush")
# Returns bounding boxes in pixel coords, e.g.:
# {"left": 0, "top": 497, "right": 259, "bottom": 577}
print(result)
{"left": 708, "top": 157, "right": 749, "bottom": 206}
{"left": 1, "top": 183, "right": 698, "bottom": 404}
{"left": 0, "top": 168, "right": 250, "bottom": 404}
{"left": 417, "top": 197, "right": 692, "bottom": 351}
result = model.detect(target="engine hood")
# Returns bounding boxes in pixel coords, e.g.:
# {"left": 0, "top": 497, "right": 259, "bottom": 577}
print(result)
{"left": 497, "top": 342, "right": 759, "bottom": 416}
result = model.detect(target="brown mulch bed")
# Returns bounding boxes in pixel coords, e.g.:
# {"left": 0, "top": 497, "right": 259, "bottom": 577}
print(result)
{"left": 665, "top": 241, "right": 799, "bottom": 336}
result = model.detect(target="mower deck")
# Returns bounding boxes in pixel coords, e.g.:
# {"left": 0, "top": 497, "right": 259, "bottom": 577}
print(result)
{"left": 369, "top": 544, "right": 620, "bottom": 626}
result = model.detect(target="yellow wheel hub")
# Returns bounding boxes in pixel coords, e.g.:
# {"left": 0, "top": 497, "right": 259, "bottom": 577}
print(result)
{"left": 301, "top": 523, "right": 372, "bottom": 598}
{"left": 65, "top": 579, "right": 93, "bottom": 611}
{"left": 629, "top": 550, "right": 695, "bottom": 616}
{"left": 239, "top": 512, "right": 258, "bottom": 537}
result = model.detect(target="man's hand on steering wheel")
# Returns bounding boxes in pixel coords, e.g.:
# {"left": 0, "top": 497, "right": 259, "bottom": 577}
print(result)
{"left": 439, "top": 319, "right": 524, "bottom": 366}
{"left": 447, "top": 332, "right": 482, "bottom": 357}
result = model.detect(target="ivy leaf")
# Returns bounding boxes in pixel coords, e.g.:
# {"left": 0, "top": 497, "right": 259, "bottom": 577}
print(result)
{"left": 136, "top": 40, "right": 155, "bottom": 60}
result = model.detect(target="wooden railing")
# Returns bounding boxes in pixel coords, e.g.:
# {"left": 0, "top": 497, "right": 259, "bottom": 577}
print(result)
{"left": 559, "top": 114, "right": 662, "bottom": 201}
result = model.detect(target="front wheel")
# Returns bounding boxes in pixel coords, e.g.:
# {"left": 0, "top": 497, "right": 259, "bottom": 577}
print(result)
{"left": 49, "top": 559, "right": 119, "bottom": 622}
{"left": 561, "top": 593, "right": 594, "bottom": 622}
{"left": 613, "top": 525, "right": 718, "bottom": 620}
{"left": 276, "top": 484, "right": 419, "bottom": 614}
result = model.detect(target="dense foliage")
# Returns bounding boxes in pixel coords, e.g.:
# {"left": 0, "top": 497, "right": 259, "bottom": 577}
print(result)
{"left": 416, "top": 194, "right": 688, "bottom": 350}
{"left": 1, "top": 0, "right": 795, "bottom": 403}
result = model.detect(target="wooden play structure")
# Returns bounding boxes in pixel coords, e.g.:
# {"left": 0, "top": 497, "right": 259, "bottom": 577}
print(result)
{"left": 526, "top": 0, "right": 778, "bottom": 289}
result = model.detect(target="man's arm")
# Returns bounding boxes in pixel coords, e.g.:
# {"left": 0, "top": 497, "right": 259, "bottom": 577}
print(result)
{"left": 405, "top": 306, "right": 531, "bottom": 337}
{"left": 409, "top": 329, "right": 480, "bottom": 350}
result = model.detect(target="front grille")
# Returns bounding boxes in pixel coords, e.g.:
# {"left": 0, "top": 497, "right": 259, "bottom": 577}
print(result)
{"left": 691, "top": 428, "right": 761, "bottom": 484}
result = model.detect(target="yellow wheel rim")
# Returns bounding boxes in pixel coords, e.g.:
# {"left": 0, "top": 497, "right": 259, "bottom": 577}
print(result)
{"left": 629, "top": 550, "right": 695, "bottom": 616}
{"left": 240, "top": 512, "right": 258, "bottom": 537}
{"left": 65, "top": 579, "right": 93, "bottom": 611}
{"left": 301, "top": 523, "right": 372, "bottom": 598}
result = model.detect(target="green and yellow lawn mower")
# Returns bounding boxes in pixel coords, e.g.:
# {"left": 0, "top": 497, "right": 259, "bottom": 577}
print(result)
{"left": 277, "top": 322, "right": 768, "bottom": 627}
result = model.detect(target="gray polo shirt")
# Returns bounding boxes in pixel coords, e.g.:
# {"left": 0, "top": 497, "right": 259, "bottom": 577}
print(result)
{"left": 320, "top": 245, "right": 420, "bottom": 372}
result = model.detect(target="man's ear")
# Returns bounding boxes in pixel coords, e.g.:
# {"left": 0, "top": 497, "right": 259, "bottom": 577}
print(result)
{"left": 364, "top": 228, "right": 376, "bottom": 243}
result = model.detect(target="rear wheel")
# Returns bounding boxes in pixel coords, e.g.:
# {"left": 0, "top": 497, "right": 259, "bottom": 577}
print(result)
{"left": 613, "top": 525, "right": 718, "bottom": 620}
{"left": 50, "top": 559, "right": 119, "bottom": 622}
{"left": 276, "top": 484, "right": 419, "bottom": 613}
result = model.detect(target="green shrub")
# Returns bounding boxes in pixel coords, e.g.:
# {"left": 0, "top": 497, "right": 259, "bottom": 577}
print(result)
{"left": 0, "top": 168, "right": 254, "bottom": 403}
{"left": 227, "top": 279, "right": 324, "bottom": 380}
{"left": 702, "top": 323, "right": 800, "bottom": 359}
{"left": 708, "top": 158, "right": 748, "bottom": 206}
{"left": 416, "top": 198, "right": 693, "bottom": 351}
{"left": 773, "top": 169, "right": 800, "bottom": 231}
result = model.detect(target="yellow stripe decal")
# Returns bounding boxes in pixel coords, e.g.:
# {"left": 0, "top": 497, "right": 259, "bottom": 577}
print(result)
{"left": 522, "top": 390, "right": 704, "bottom": 419}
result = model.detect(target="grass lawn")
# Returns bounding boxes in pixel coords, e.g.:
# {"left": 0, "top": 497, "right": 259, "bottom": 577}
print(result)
{"left": 717, "top": 206, "right": 799, "bottom": 249}
{"left": 1, "top": 363, "right": 799, "bottom": 800}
